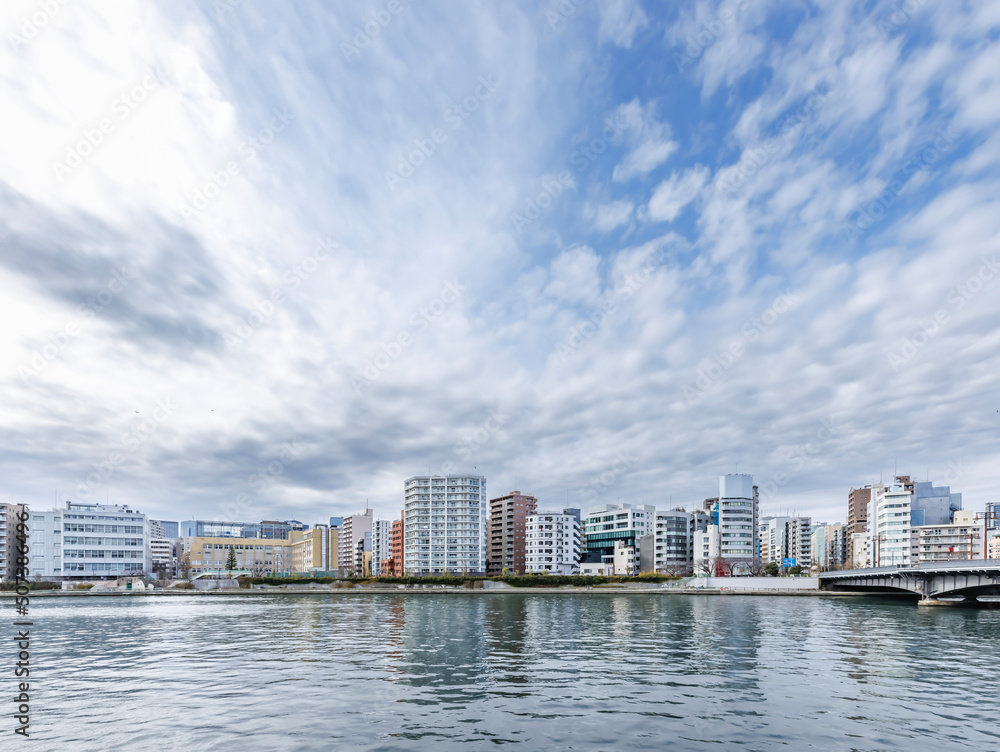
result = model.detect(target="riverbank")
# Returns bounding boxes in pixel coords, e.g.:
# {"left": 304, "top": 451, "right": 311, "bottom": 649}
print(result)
{"left": 0, "top": 586, "right": 907, "bottom": 598}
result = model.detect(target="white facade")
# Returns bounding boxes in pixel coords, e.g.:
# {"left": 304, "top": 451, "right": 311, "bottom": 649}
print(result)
{"left": 28, "top": 502, "right": 150, "bottom": 581}
{"left": 1, "top": 503, "right": 21, "bottom": 581}
{"left": 761, "top": 516, "right": 812, "bottom": 568}
{"left": 614, "top": 540, "right": 638, "bottom": 575}
{"left": 693, "top": 524, "right": 720, "bottom": 574}
{"left": 580, "top": 561, "right": 614, "bottom": 576}
{"left": 718, "top": 474, "right": 758, "bottom": 561}
{"left": 912, "top": 510, "right": 985, "bottom": 563}
{"left": 404, "top": 475, "right": 487, "bottom": 574}
{"left": 370, "top": 519, "right": 392, "bottom": 576}
{"left": 583, "top": 503, "right": 655, "bottom": 563}
{"left": 526, "top": 510, "right": 581, "bottom": 574}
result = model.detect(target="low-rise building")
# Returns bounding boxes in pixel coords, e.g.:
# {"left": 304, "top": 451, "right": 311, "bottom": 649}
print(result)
{"left": 613, "top": 539, "right": 637, "bottom": 576}
{"left": 183, "top": 536, "right": 291, "bottom": 576}
{"left": 28, "top": 502, "right": 150, "bottom": 582}
{"left": 912, "top": 510, "right": 985, "bottom": 563}
{"left": 525, "top": 509, "right": 581, "bottom": 574}
{"left": 289, "top": 524, "right": 337, "bottom": 573}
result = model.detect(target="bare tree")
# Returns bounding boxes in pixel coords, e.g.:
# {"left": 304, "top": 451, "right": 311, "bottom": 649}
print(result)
{"left": 694, "top": 558, "right": 714, "bottom": 575}
{"left": 713, "top": 557, "right": 734, "bottom": 576}
{"left": 746, "top": 557, "right": 767, "bottom": 576}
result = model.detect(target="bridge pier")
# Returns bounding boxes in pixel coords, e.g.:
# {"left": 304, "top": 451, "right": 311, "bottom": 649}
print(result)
{"left": 919, "top": 594, "right": 983, "bottom": 608}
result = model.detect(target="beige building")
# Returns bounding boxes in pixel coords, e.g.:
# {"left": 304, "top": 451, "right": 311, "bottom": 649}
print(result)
{"left": 912, "top": 511, "right": 985, "bottom": 563}
{"left": 990, "top": 535, "right": 1000, "bottom": 560}
{"left": 290, "top": 525, "right": 338, "bottom": 573}
{"left": 182, "top": 536, "right": 292, "bottom": 576}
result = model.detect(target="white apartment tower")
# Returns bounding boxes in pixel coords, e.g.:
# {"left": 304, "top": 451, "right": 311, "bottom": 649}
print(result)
{"left": 525, "top": 510, "right": 581, "bottom": 574}
{"left": 403, "top": 474, "right": 487, "bottom": 574}
{"left": 370, "top": 519, "right": 392, "bottom": 576}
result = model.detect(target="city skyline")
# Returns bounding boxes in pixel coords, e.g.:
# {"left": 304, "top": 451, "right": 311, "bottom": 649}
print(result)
{"left": 3, "top": 2, "right": 1000, "bottom": 528}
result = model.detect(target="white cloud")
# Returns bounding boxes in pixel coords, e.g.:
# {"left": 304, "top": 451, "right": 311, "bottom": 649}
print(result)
{"left": 593, "top": 200, "right": 634, "bottom": 231}
{"left": 598, "top": 0, "right": 649, "bottom": 49}
{"left": 646, "top": 165, "right": 710, "bottom": 222}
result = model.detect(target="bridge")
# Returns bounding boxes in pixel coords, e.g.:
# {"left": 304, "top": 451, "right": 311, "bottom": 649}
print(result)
{"left": 819, "top": 560, "right": 1000, "bottom": 605}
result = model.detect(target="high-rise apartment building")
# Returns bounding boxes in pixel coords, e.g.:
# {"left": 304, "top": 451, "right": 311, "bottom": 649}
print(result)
{"left": 811, "top": 522, "right": 847, "bottom": 570}
{"left": 525, "top": 509, "right": 581, "bottom": 574}
{"left": 846, "top": 486, "right": 872, "bottom": 564}
{"left": 487, "top": 491, "right": 537, "bottom": 575}
{"left": 28, "top": 502, "right": 151, "bottom": 581}
{"left": 0, "top": 502, "right": 22, "bottom": 582}
{"left": 761, "top": 516, "right": 812, "bottom": 568}
{"left": 339, "top": 510, "right": 373, "bottom": 574}
{"left": 371, "top": 520, "right": 392, "bottom": 576}
{"left": 388, "top": 515, "right": 404, "bottom": 575}
{"left": 403, "top": 475, "right": 487, "bottom": 574}
{"left": 867, "top": 476, "right": 961, "bottom": 567}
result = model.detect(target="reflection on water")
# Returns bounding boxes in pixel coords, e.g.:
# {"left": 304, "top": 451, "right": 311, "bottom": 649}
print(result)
{"left": 27, "top": 594, "right": 1000, "bottom": 750}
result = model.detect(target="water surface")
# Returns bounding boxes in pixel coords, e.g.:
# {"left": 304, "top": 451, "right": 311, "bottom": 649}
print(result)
{"left": 20, "top": 593, "right": 1000, "bottom": 750}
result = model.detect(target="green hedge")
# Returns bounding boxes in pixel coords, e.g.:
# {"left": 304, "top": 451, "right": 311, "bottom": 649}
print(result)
{"left": 247, "top": 573, "right": 681, "bottom": 588}
{"left": 0, "top": 581, "right": 61, "bottom": 591}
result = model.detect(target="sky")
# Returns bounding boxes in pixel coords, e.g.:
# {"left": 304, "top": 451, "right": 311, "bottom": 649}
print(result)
{"left": 2, "top": 0, "right": 999, "bottom": 528}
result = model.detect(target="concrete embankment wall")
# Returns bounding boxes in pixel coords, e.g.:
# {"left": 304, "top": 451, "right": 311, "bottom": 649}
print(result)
{"left": 686, "top": 577, "right": 819, "bottom": 591}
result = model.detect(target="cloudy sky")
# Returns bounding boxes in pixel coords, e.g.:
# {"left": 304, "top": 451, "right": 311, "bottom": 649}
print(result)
{"left": 2, "top": 0, "right": 999, "bottom": 527}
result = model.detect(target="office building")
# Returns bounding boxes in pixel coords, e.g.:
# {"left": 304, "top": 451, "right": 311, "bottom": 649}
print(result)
{"left": 653, "top": 508, "right": 702, "bottom": 574}
{"left": 149, "top": 538, "right": 177, "bottom": 577}
{"left": 290, "top": 524, "right": 337, "bottom": 573}
{"left": 583, "top": 503, "right": 655, "bottom": 565}
{"left": 339, "top": 509, "right": 373, "bottom": 574}
{"left": 183, "top": 536, "right": 291, "bottom": 576}
{"left": 371, "top": 520, "right": 392, "bottom": 576}
{"left": 150, "top": 520, "right": 179, "bottom": 539}
{"left": 487, "top": 491, "right": 537, "bottom": 575}
{"left": 27, "top": 502, "right": 150, "bottom": 582}
{"left": 718, "top": 474, "right": 759, "bottom": 561}
{"left": 403, "top": 474, "right": 487, "bottom": 575}
{"left": 181, "top": 519, "right": 257, "bottom": 538}
{"left": 525, "top": 509, "right": 581, "bottom": 574}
